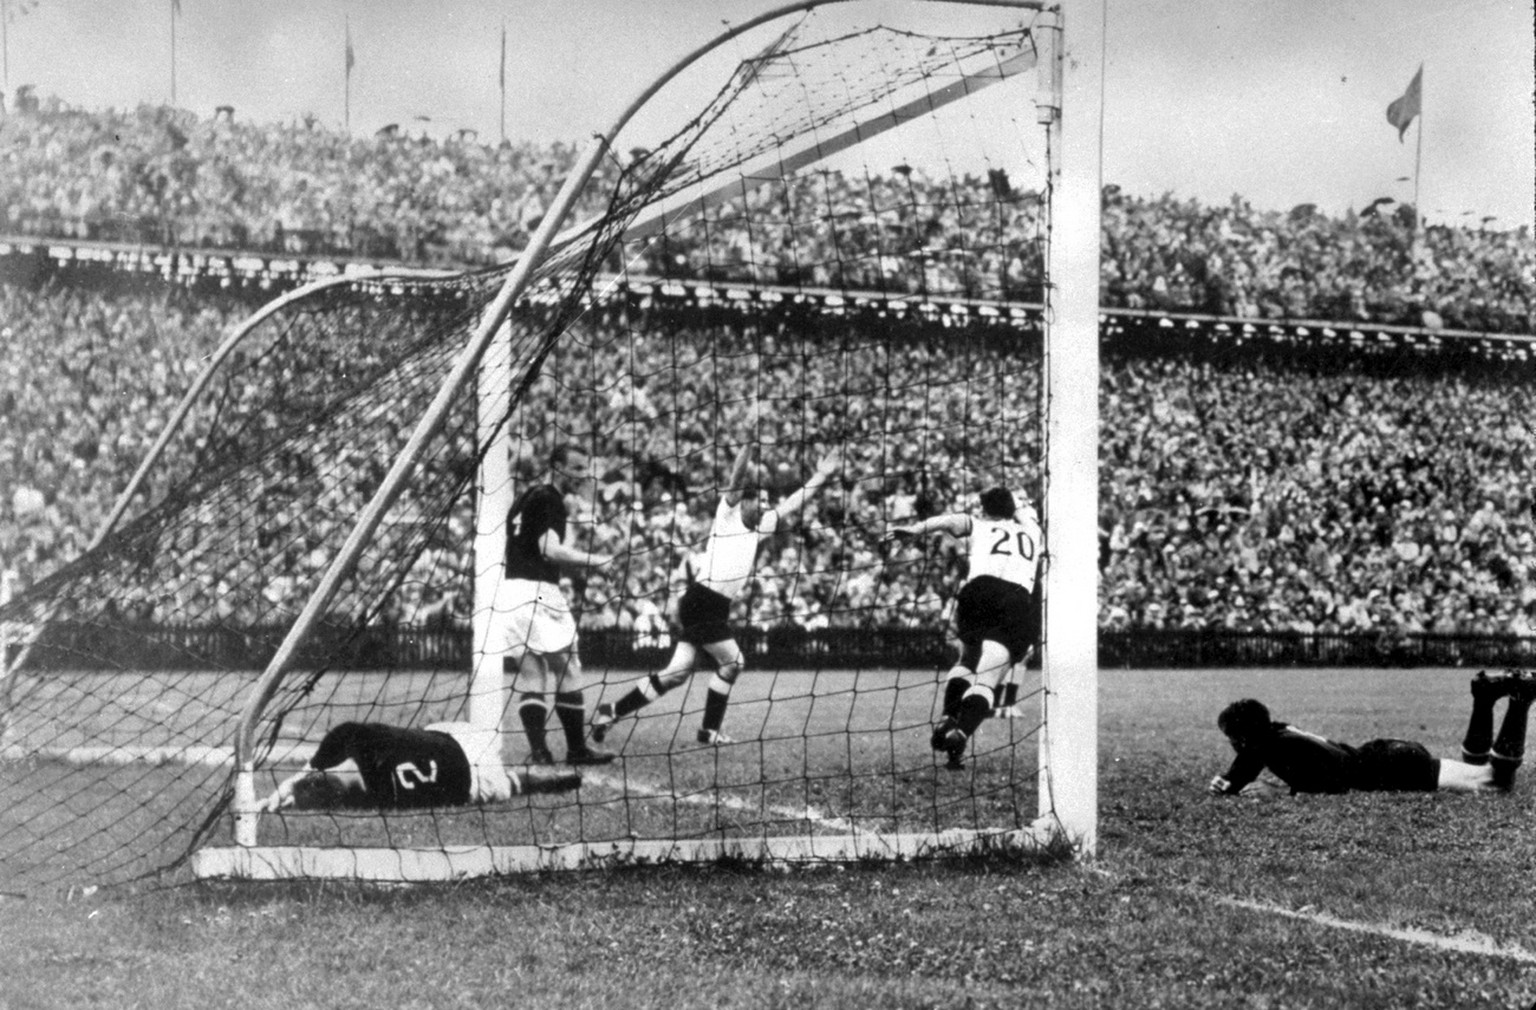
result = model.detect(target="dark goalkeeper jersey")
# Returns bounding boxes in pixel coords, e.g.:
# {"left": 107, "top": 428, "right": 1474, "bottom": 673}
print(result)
{"left": 1219, "top": 721, "right": 1358, "bottom": 795}
{"left": 309, "top": 722, "right": 474, "bottom": 808}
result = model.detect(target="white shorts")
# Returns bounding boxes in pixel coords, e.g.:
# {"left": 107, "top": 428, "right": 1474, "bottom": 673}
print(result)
{"left": 494, "top": 579, "right": 578, "bottom": 658}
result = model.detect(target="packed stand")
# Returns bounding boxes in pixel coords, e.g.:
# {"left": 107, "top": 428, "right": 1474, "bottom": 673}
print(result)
{"left": 4, "top": 277, "right": 1534, "bottom": 640}
{"left": 2, "top": 98, "right": 1532, "bottom": 333}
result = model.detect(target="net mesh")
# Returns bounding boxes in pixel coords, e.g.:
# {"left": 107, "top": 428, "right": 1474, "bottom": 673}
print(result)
{"left": 0, "top": 4, "right": 1054, "bottom": 891}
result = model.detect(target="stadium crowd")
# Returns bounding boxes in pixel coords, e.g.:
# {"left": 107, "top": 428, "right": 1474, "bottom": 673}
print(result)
{"left": 3, "top": 279, "right": 1534, "bottom": 641}
{"left": 2, "top": 97, "right": 1535, "bottom": 641}
{"left": 2, "top": 97, "right": 1532, "bottom": 333}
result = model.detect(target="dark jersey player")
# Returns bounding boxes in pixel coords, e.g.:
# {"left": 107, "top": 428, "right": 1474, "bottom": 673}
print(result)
{"left": 261, "top": 721, "right": 581, "bottom": 811}
{"left": 494, "top": 482, "right": 617, "bottom": 766}
{"left": 1210, "top": 669, "right": 1536, "bottom": 797}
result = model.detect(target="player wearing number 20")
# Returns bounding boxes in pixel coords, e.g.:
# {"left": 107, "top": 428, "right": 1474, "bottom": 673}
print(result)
{"left": 885, "top": 487, "right": 1043, "bottom": 769}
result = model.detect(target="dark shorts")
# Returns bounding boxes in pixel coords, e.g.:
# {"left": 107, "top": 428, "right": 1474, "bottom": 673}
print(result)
{"left": 1350, "top": 738, "right": 1441, "bottom": 793}
{"left": 955, "top": 576, "right": 1038, "bottom": 666}
{"left": 676, "top": 583, "right": 734, "bottom": 647}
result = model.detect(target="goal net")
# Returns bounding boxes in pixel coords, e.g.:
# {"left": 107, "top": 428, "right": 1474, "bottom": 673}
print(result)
{"left": 0, "top": 0, "right": 1098, "bottom": 892}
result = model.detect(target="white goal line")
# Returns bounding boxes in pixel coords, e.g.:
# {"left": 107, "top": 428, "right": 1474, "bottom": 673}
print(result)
{"left": 0, "top": 741, "right": 315, "bottom": 767}
{"left": 192, "top": 821, "right": 1060, "bottom": 881}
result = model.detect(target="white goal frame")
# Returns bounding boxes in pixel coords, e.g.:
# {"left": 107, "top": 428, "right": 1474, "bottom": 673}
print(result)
{"left": 195, "top": 0, "right": 1102, "bottom": 882}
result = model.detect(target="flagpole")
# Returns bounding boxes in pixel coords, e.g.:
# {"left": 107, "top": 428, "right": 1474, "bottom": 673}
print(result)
{"left": 344, "top": 15, "right": 352, "bottom": 134}
{"left": 170, "top": 0, "right": 177, "bottom": 106}
{"left": 1411, "top": 66, "right": 1423, "bottom": 234}
{"left": 499, "top": 20, "right": 507, "bottom": 145}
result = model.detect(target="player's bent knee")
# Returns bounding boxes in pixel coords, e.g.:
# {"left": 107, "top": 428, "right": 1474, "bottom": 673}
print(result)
{"left": 716, "top": 658, "right": 743, "bottom": 684}
{"left": 656, "top": 668, "right": 693, "bottom": 691}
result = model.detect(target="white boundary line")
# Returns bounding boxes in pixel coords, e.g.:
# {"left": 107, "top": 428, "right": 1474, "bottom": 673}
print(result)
{"left": 1209, "top": 892, "right": 1536, "bottom": 965}
{"left": 0, "top": 741, "right": 314, "bottom": 767}
{"left": 578, "top": 766, "right": 865, "bottom": 836}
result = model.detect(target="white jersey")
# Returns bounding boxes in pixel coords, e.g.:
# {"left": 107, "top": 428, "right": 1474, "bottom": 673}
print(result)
{"left": 694, "top": 497, "right": 780, "bottom": 600}
{"left": 964, "top": 507, "right": 1042, "bottom": 593}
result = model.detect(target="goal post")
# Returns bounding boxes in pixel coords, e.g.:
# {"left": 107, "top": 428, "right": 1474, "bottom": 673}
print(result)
{"left": 1040, "top": 0, "right": 1104, "bottom": 854}
{"left": 0, "top": 0, "right": 1103, "bottom": 894}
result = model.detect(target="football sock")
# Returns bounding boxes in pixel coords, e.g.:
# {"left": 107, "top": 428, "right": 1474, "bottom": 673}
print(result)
{"left": 1461, "top": 685, "right": 1499, "bottom": 763}
{"left": 999, "top": 680, "right": 1020, "bottom": 708}
{"left": 957, "top": 685, "right": 995, "bottom": 737}
{"left": 701, "top": 671, "right": 736, "bottom": 734}
{"left": 518, "top": 694, "right": 550, "bottom": 757}
{"left": 554, "top": 691, "right": 589, "bottom": 754}
{"left": 613, "top": 673, "right": 674, "bottom": 721}
{"left": 943, "top": 675, "right": 972, "bottom": 721}
{"left": 1491, "top": 692, "right": 1534, "bottom": 789}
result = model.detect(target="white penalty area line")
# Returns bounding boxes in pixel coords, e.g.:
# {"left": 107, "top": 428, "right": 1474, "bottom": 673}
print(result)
{"left": 1207, "top": 892, "right": 1536, "bottom": 965}
{"left": 580, "top": 766, "right": 864, "bottom": 836}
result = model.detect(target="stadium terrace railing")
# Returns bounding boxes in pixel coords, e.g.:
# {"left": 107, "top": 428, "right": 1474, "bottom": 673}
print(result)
{"left": 8, "top": 623, "right": 1535, "bottom": 672}
{"left": 2, "top": 234, "right": 1533, "bottom": 357}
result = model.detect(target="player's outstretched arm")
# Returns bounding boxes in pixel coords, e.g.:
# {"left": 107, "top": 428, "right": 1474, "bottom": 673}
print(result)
{"left": 721, "top": 439, "right": 757, "bottom": 507}
{"left": 540, "top": 529, "right": 614, "bottom": 569}
{"left": 773, "top": 446, "right": 842, "bottom": 520}
{"left": 883, "top": 511, "right": 970, "bottom": 544}
{"left": 719, "top": 398, "right": 763, "bottom": 507}
{"left": 508, "top": 764, "right": 583, "bottom": 796}
{"left": 1208, "top": 773, "right": 1282, "bottom": 799}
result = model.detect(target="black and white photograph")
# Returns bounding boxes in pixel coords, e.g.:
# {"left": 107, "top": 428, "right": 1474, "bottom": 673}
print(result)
{"left": 1, "top": 1, "right": 1533, "bottom": 1006}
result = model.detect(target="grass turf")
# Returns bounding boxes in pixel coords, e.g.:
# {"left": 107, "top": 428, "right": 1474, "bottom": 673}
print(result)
{"left": 3, "top": 666, "right": 1535, "bottom": 1009}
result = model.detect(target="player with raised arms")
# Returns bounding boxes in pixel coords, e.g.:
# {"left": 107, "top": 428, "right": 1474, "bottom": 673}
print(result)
{"left": 885, "top": 486, "right": 1043, "bottom": 769}
{"left": 592, "top": 411, "right": 841, "bottom": 748}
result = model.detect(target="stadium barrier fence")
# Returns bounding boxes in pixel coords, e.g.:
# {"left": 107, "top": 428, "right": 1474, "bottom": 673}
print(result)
{"left": 3, "top": 234, "right": 1532, "bottom": 355}
{"left": 8, "top": 622, "right": 1534, "bottom": 672}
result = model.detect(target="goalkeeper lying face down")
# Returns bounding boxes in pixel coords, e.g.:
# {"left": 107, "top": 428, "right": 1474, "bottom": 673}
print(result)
{"left": 262, "top": 721, "right": 581, "bottom": 811}
{"left": 1211, "top": 670, "right": 1536, "bottom": 797}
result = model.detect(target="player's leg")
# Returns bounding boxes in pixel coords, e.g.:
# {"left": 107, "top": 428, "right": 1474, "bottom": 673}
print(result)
{"left": 1461, "top": 669, "right": 1512, "bottom": 763}
{"left": 943, "top": 642, "right": 1012, "bottom": 765}
{"left": 551, "top": 653, "right": 615, "bottom": 765}
{"left": 1491, "top": 670, "right": 1536, "bottom": 789}
{"left": 931, "top": 651, "right": 977, "bottom": 756}
{"left": 992, "top": 658, "right": 1026, "bottom": 718}
{"left": 1435, "top": 757, "right": 1498, "bottom": 792}
{"left": 591, "top": 643, "right": 699, "bottom": 742}
{"left": 696, "top": 638, "right": 743, "bottom": 744}
{"left": 960, "top": 657, "right": 1010, "bottom": 734}
{"left": 500, "top": 581, "right": 560, "bottom": 764}
{"left": 512, "top": 654, "right": 557, "bottom": 765}
{"left": 942, "top": 663, "right": 974, "bottom": 720}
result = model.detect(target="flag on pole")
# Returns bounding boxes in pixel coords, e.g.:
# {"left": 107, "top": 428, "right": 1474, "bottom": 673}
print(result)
{"left": 345, "top": 20, "right": 355, "bottom": 76}
{"left": 1386, "top": 65, "right": 1422, "bottom": 142}
{"left": 499, "top": 23, "right": 506, "bottom": 89}
{"left": 172, "top": 0, "right": 181, "bottom": 16}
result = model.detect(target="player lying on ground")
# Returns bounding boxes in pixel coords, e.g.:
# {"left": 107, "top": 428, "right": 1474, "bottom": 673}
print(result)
{"left": 885, "top": 486, "right": 1043, "bottom": 769}
{"left": 261, "top": 721, "right": 581, "bottom": 811}
{"left": 1209, "top": 669, "right": 1536, "bottom": 796}
{"left": 591, "top": 428, "right": 841, "bottom": 749}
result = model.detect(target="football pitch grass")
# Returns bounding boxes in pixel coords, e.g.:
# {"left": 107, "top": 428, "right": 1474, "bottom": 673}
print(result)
{"left": 4, "top": 665, "right": 1536, "bottom": 1009}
